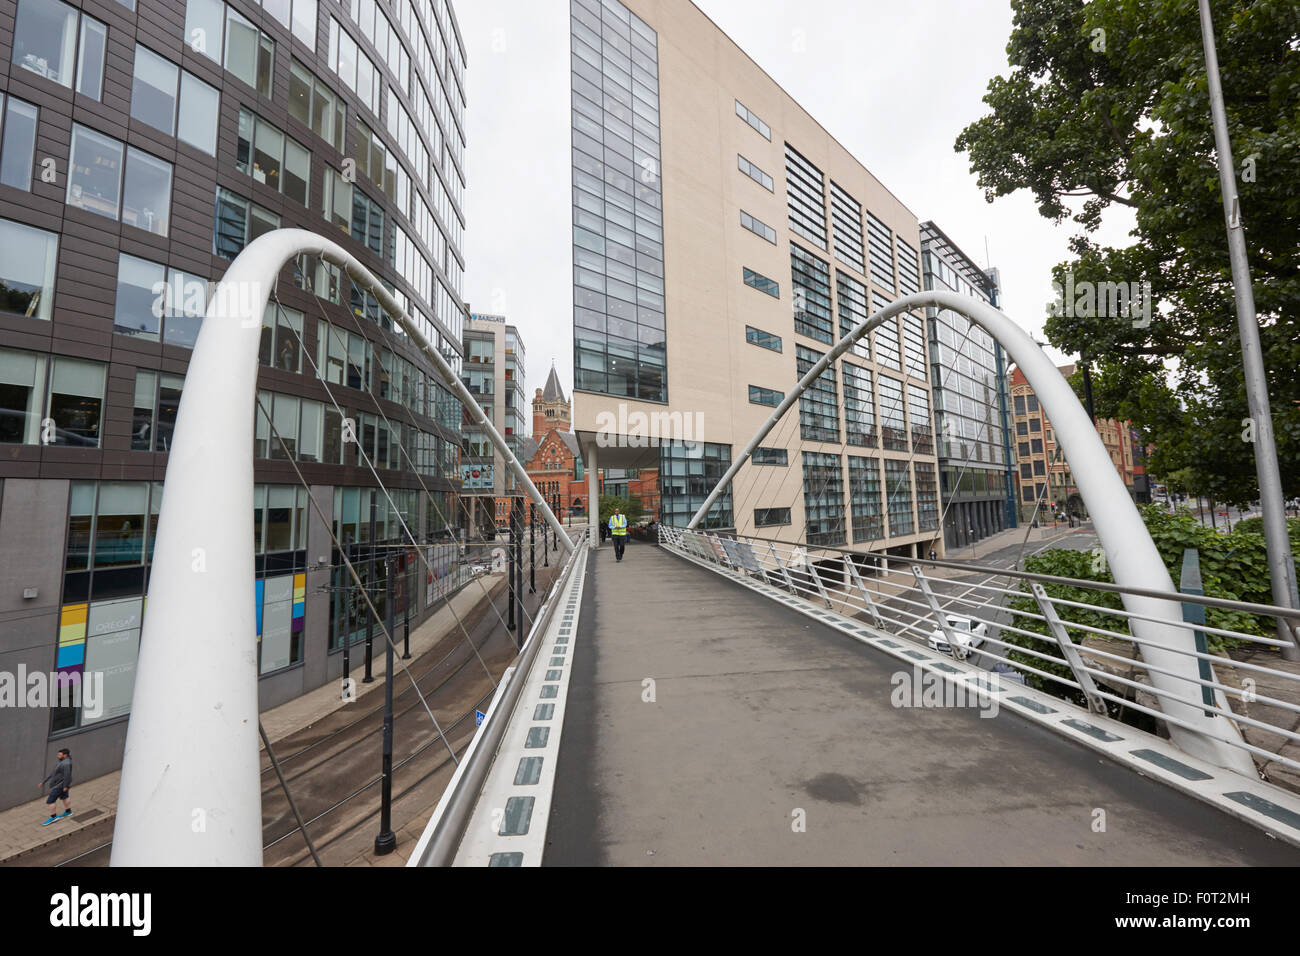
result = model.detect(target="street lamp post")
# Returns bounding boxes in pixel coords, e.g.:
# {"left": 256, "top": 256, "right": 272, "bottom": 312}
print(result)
{"left": 1198, "top": 0, "right": 1300, "bottom": 659}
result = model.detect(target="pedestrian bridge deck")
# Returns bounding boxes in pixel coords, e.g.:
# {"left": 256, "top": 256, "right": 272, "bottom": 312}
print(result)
{"left": 537, "top": 540, "right": 1299, "bottom": 865}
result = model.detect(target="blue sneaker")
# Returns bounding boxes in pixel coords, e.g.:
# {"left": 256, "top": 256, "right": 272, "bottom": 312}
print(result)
{"left": 58, "top": 810, "right": 72, "bottom": 819}
{"left": 41, "top": 816, "right": 58, "bottom": 826}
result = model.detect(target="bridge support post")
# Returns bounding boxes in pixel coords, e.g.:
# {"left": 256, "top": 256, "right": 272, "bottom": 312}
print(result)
{"left": 1032, "top": 584, "right": 1112, "bottom": 717}
{"left": 766, "top": 542, "right": 798, "bottom": 595}
{"left": 846, "top": 557, "right": 884, "bottom": 628}
{"left": 913, "top": 566, "right": 965, "bottom": 661}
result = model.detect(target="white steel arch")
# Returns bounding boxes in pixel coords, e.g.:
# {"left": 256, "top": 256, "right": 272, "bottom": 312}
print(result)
{"left": 111, "top": 230, "right": 571, "bottom": 866}
{"left": 688, "top": 290, "right": 1255, "bottom": 775}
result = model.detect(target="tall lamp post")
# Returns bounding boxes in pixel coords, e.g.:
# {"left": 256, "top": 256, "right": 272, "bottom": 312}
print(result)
{"left": 1198, "top": 0, "right": 1300, "bottom": 659}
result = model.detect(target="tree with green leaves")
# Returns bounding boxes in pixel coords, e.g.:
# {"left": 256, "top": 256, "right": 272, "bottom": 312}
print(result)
{"left": 955, "top": 0, "right": 1299, "bottom": 506}
{"left": 599, "top": 494, "right": 645, "bottom": 526}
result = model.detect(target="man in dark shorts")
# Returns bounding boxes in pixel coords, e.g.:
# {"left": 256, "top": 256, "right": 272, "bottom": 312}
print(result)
{"left": 40, "top": 748, "right": 72, "bottom": 826}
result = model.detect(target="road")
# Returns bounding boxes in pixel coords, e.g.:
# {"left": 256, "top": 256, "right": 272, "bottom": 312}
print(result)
{"left": 881, "top": 524, "right": 1102, "bottom": 675}
{"left": 6, "top": 541, "right": 566, "bottom": 868}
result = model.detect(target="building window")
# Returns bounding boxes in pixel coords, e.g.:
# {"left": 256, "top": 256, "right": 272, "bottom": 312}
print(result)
{"left": 740, "top": 209, "right": 777, "bottom": 244}
{"left": 735, "top": 99, "right": 771, "bottom": 140}
{"left": 130, "top": 369, "right": 184, "bottom": 452}
{"left": 867, "top": 211, "right": 895, "bottom": 294}
{"left": 903, "top": 313, "right": 927, "bottom": 380}
{"left": 843, "top": 362, "right": 876, "bottom": 448}
{"left": 1020, "top": 462, "right": 1032, "bottom": 479}
{"left": 131, "top": 46, "right": 218, "bottom": 154}
{"left": 660, "top": 440, "right": 732, "bottom": 529}
{"left": 67, "top": 126, "right": 172, "bottom": 236}
{"left": 791, "top": 243, "right": 833, "bottom": 344}
{"left": 12, "top": 0, "right": 105, "bottom": 98}
{"left": 289, "top": 59, "right": 346, "bottom": 152}
{"left": 748, "top": 385, "right": 784, "bottom": 407}
{"left": 796, "top": 345, "right": 838, "bottom": 443}
{"left": 836, "top": 270, "right": 870, "bottom": 360}
{"left": 0, "top": 218, "right": 58, "bottom": 321}
{"left": 884, "top": 458, "right": 914, "bottom": 536}
{"left": 1019, "top": 441, "right": 1030, "bottom": 457}
{"left": 830, "top": 180, "right": 865, "bottom": 274}
{"left": 225, "top": 5, "right": 275, "bottom": 96}
{"left": 802, "top": 451, "right": 844, "bottom": 546}
{"left": 0, "top": 94, "right": 39, "bottom": 190}
{"left": 908, "top": 385, "right": 933, "bottom": 454}
{"left": 871, "top": 291, "right": 902, "bottom": 371}
{"left": 1014, "top": 395, "right": 1026, "bottom": 415}
{"left": 1031, "top": 438, "right": 1043, "bottom": 454}
{"left": 260, "top": 303, "right": 304, "bottom": 373}
{"left": 237, "top": 108, "right": 311, "bottom": 205}
{"left": 48, "top": 356, "right": 106, "bottom": 447}
{"left": 214, "top": 187, "right": 279, "bottom": 258}
{"left": 122, "top": 148, "right": 173, "bottom": 236}
{"left": 742, "top": 266, "right": 779, "bottom": 299}
{"left": 177, "top": 73, "right": 221, "bottom": 155}
{"left": 878, "top": 375, "right": 907, "bottom": 452}
{"left": 316, "top": 319, "right": 371, "bottom": 391}
{"left": 131, "top": 46, "right": 179, "bottom": 136}
{"left": 738, "top": 154, "right": 773, "bottom": 191}
{"left": 915, "top": 462, "right": 939, "bottom": 531}
{"left": 745, "top": 326, "right": 782, "bottom": 353}
{"left": 897, "top": 237, "right": 920, "bottom": 297}
{"left": 1029, "top": 417, "right": 1041, "bottom": 432}
{"left": 255, "top": 389, "right": 323, "bottom": 461}
{"left": 1034, "top": 459, "right": 1046, "bottom": 476}
{"left": 754, "top": 507, "right": 791, "bottom": 527}
{"left": 352, "top": 187, "right": 385, "bottom": 256}
{"left": 1027, "top": 395, "right": 1039, "bottom": 412}
{"left": 327, "top": 16, "right": 381, "bottom": 116}
{"left": 785, "top": 143, "right": 826, "bottom": 249}
{"left": 848, "top": 455, "right": 884, "bottom": 543}
{"left": 67, "top": 125, "right": 122, "bottom": 221}
{"left": 752, "top": 446, "right": 787, "bottom": 466}
{"left": 113, "top": 255, "right": 165, "bottom": 342}
{"left": 0, "top": 346, "right": 48, "bottom": 444}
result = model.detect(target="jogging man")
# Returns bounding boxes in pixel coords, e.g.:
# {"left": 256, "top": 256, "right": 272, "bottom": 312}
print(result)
{"left": 40, "top": 748, "right": 72, "bottom": 826}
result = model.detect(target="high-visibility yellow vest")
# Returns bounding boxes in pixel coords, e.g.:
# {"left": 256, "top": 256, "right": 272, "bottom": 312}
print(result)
{"left": 609, "top": 514, "right": 628, "bottom": 536}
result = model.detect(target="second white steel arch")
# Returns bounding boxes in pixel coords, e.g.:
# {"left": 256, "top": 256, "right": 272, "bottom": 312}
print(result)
{"left": 687, "top": 289, "right": 1255, "bottom": 776}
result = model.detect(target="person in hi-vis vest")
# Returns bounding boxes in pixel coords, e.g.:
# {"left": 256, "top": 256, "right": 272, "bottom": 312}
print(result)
{"left": 608, "top": 508, "right": 628, "bottom": 562}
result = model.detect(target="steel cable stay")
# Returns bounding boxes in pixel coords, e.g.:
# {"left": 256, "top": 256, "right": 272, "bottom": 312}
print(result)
{"left": 281, "top": 285, "right": 530, "bottom": 645}
{"left": 297, "top": 283, "right": 546, "bottom": 636}
{"left": 271, "top": 288, "right": 534, "bottom": 687}
{"left": 254, "top": 392, "right": 463, "bottom": 768}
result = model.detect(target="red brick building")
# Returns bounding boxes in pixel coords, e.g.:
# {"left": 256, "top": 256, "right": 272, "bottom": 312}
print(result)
{"left": 524, "top": 367, "right": 597, "bottom": 518}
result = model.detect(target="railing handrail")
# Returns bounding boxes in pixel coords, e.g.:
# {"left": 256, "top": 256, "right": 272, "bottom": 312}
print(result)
{"left": 663, "top": 524, "right": 1300, "bottom": 622}
{"left": 410, "top": 526, "right": 588, "bottom": 867}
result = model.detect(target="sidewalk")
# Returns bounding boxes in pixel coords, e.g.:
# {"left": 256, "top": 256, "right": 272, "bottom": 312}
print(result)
{"left": 924, "top": 520, "right": 1093, "bottom": 579}
{"left": 0, "top": 573, "right": 508, "bottom": 865}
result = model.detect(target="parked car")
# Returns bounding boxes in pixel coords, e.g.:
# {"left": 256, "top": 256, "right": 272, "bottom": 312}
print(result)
{"left": 927, "top": 615, "right": 988, "bottom": 656}
{"left": 469, "top": 563, "right": 489, "bottom": 575}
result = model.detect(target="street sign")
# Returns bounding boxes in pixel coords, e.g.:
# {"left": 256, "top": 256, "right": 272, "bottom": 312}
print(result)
{"left": 474, "top": 710, "right": 485, "bottom": 727}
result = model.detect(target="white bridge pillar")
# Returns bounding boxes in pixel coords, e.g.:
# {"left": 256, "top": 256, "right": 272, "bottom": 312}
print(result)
{"left": 111, "top": 230, "right": 571, "bottom": 866}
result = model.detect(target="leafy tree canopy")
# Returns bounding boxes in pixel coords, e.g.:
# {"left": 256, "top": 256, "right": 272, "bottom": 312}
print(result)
{"left": 955, "top": 0, "right": 1300, "bottom": 505}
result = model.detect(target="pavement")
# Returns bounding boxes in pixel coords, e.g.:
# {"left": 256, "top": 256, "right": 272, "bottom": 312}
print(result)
{"left": 543, "top": 540, "right": 1300, "bottom": 865}
{"left": 0, "top": 571, "right": 510, "bottom": 865}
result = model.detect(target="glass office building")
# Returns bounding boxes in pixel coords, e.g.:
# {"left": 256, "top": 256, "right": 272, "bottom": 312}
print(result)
{"left": 0, "top": 0, "right": 469, "bottom": 809}
{"left": 568, "top": 0, "right": 942, "bottom": 558}
{"left": 919, "top": 221, "right": 1016, "bottom": 549}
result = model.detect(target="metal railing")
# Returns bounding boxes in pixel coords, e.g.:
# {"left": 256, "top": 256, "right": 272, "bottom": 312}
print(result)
{"left": 660, "top": 525, "right": 1300, "bottom": 779}
{"left": 409, "top": 526, "right": 589, "bottom": 866}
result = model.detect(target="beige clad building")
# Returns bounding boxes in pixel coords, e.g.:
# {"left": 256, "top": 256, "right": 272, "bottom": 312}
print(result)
{"left": 569, "top": 0, "right": 942, "bottom": 563}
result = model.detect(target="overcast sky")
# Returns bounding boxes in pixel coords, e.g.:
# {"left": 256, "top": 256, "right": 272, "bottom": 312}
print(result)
{"left": 455, "top": 0, "right": 1138, "bottom": 415}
